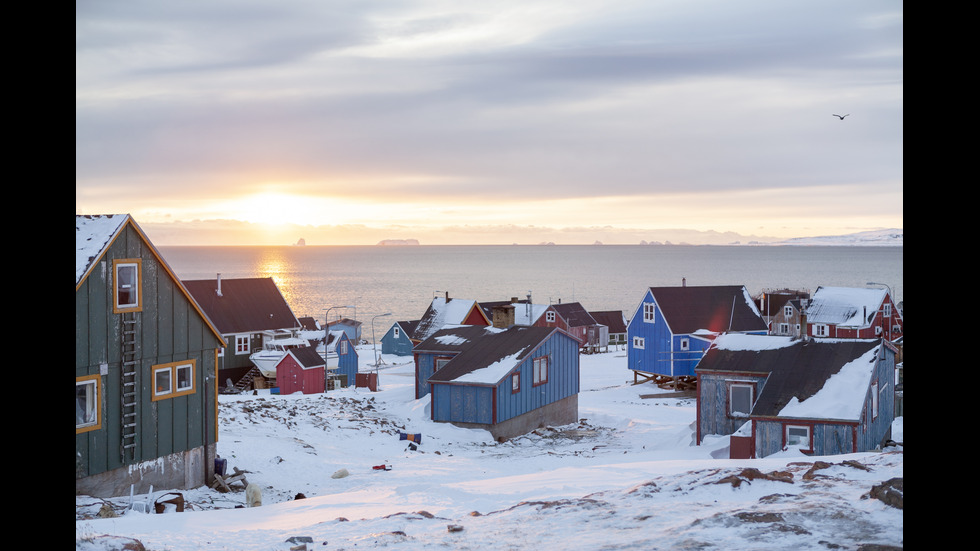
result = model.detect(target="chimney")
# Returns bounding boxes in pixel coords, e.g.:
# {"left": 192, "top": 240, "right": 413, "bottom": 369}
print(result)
{"left": 682, "top": 277, "right": 687, "bottom": 287}
{"left": 445, "top": 291, "right": 450, "bottom": 302}
{"left": 216, "top": 273, "right": 223, "bottom": 297}
{"left": 492, "top": 304, "right": 516, "bottom": 329}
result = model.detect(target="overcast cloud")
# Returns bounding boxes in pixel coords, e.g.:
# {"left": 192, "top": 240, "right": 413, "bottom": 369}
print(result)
{"left": 76, "top": 1, "right": 902, "bottom": 245}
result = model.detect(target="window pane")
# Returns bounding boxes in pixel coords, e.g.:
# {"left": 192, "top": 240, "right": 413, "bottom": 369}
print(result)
{"left": 116, "top": 264, "right": 138, "bottom": 307}
{"left": 76, "top": 381, "right": 97, "bottom": 427}
{"left": 155, "top": 369, "right": 172, "bottom": 395}
{"left": 730, "top": 385, "right": 752, "bottom": 414}
{"left": 176, "top": 364, "right": 193, "bottom": 391}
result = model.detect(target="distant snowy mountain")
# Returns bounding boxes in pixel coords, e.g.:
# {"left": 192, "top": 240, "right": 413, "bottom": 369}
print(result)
{"left": 770, "top": 229, "right": 903, "bottom": 246}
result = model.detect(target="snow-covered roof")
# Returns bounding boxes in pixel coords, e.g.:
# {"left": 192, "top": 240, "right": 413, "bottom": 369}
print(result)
{"left": 805, "top": 286, "right": 887, "bottom": 328}
{"left": 413, "top": 297, "right": 487, "bottom": 341}
{"left": 776, "top": 345, "right": 880, "bottom": 421}
{"left": 75, "top": 214, "right": 129, "bottom": 285}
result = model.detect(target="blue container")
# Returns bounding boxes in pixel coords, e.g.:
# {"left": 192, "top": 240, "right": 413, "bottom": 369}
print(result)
{"left": 271, "top": 387, "right": 280, "bottom": 395}
{"left": 214, "top": 457, "right": 228, "bottom": 477}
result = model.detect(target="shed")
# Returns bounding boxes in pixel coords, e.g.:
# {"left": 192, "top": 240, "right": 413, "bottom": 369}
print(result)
{"left": 323, "top": 330, "right": 358, "bottom": 388}
{"left": 276, "top": 347, "right": 326, "bottom": 395}
{"left": 423, "top": 325, "right": 581, "bottom": 440}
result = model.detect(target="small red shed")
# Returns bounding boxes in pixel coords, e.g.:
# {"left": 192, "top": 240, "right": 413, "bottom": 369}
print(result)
{"left": 275, "top": 347, "right": 326, "bottom": 395}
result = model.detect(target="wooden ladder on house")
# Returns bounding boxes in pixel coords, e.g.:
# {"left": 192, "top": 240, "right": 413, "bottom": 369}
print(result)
{"left": 120, "top": 311, "right": 139, "bottom": 463}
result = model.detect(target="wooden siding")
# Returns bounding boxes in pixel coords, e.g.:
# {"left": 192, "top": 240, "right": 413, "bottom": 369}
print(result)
{"left": 335, "top": 334, "right": 358, "bottom": 387}
{"left": 431, "top": 384, "right": 494, "bottom": 424}
{"left": 495, "top": 332, "right": 580, "bottom": 423}
{"left": 381, "top": 324, "right": 414, "bottom": 356}
{"left": 697, "top": 372, "right": 768, "bottom": 442}
{"left": 76, "top": 222, "right": 222, "bottom": 481}
{"left": 627, "top": 291, "right": 677, "bottom": 376}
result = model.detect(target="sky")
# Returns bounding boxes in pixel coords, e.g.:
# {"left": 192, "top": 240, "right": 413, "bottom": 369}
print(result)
{"left": 75, "top": 1, "right": 903, "bottom": 246}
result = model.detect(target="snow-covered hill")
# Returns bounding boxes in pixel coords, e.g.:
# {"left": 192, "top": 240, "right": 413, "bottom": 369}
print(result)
{"left": 76, "top": 348, "right": 903, "bottom": 550}
{"left": 770, "top": 229, "right": 903, "bottom": 247}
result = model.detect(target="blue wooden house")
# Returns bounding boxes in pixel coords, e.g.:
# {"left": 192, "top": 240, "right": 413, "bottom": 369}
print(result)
{"left": 695, "top": 334, "right": 897, "bottom": 458}
{"left": 76, "top": 215, "right": 225, "bottom": 498}
{"left": 421, "top": 325, "right": 581, "bottom": 441}
{"left": 324, "top": 330, "right": 358, "bottom": 388}
{"left": 627, "top": 285, "right": 768, "bottom": 385}
{"left": 380, "top": 320, "right": 419, "bottom": 356}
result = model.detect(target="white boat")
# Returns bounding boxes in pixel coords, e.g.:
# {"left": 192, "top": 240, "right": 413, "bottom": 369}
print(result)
{"left": 249, "top": 337, "right": 311, "bottom": 378}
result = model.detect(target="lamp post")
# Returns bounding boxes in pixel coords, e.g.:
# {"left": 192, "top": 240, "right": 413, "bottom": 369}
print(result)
{"left": 372, "top": 313, "right": 393, "bottom": 368}
{"left": 371, "top": 313, "right": 393, "bottom": 391}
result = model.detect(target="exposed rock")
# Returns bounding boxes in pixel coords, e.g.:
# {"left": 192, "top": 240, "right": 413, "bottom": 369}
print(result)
{"left": 867, "top": 477, "right": 903, "bottom": 509}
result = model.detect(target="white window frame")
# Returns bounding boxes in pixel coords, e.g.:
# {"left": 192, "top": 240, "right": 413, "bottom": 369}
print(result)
{"left": 546, "top": 311, "right": 556, "bottom": 323}
{"left": 778, "top": 323, "right": 789, "bottom": 335}
{"left": 783, "top": 305, "right": 793, "bottom": 318}
{"left": 633, "top": 336, "right": 645, "bottom": 349}
{"left": 112, "top": 259, "right": 142, "bottom": 313}
{"left": 76, "top": 375, "right": 101, "bottom": 433}
{"left": 643, "top": 302, "right": 656, "bottom": 323}
{"left": 153, "top": 360, "right": 197, "bottom": 400}
{"left": 339, "top": 340, "right": 348, "bottom": 355}
{"left": 813, "top": 324, "right": 829, "bottom": 337}
{"left": 785, "top": 425, "right": 812, "bottom": 451}
{"left": 176, "top": 362, "right": 194, "bottom": 393}
{"left": 393, "top": 327, "right": 401, "bottom": 339}
{"left": 532, "top": 356, "right": 549, "bottom": 386}
{"left": 883, "top": 303, "right": 891, "bottom": 317}
{"left": 511, "top": 371, "right": 520, "bottom": 393}
{"left": 679, "top": 338, "right": 690, "bottom": 351}
{"left": 728, "top": 383, "right": 754, "bottom": 417}
{"left": 235, "top": 335, "right": 250, "bottom": 355}
{"left": 154, "top": 365, "right": 173, "bottom": 398}
{"left": 871, "top": 382, "right": 879, "bottom": 419}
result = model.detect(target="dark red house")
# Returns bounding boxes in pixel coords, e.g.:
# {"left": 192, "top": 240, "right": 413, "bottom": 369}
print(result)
{"left": 275, "top": 347, "right": 326, "bottom": 395}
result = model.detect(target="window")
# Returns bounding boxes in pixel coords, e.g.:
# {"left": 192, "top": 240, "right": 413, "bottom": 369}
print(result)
{"left": 152, "top": 360, "right": 196, "bottom": 401}
{"left": 679, "top": 338, "right": 690, "bottom": 351}
{"left": 633, "top": 336, "right": 645, "bottom": 349}
{"left": 511, "top": 371, "right": 520, "bottom": 393}
{"left": 785, "top": 425, "right": 812, "bottom": 451}
{"left": 235, "top": 335, "right": 250, "bottom": 355}
{"left": 778, "top": 323, "right": 789, "bottom": 335}
{"left": 112, "top": 259, "right": 142, "bottom": 313}
{"left": 871, "top": 382, "right": 879, "bottom": 419}
{"left": 643, "top": 303, "right": 656, "bottom": 323}
{"left": 546, "top": 311, "right": 556, "bottom": 323}
{"left": 76, "top": 375, "right": 101, "bottom": 433}
{"left": 883, "top": 303, "right": 891, "bottom": 317}
{"left": 533, "top": 356, "right": 549, "bottom": 386}
{"left": 339, "top": 340, "right": 348, "bottom": 354}
{"left": 728, "top": 383, "right": 753, "bottom": 417}
{"left": 435, "top": 357, "right": 452, "bottom": 372}
{"left": 783, "top": 305, "right": 793, "bottom": 318}
{"left": 814, "top": 324, "right": 829, "bottom": 337}
{"left": 394, "top": 327, "right": 401, "bottom": 339}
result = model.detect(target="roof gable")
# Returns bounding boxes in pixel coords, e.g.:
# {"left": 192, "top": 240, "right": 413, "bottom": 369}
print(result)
{"left": 590, "top": 311, "right": 627, "bottom": 333}
{"left": 75, "top": 214, "right": 224, "bottom": 344}
{"left": 649, "top": 285, "right": 767, "bottom": 335}
{"left": 183, "top": 277, "right": 300, "bottom": 334}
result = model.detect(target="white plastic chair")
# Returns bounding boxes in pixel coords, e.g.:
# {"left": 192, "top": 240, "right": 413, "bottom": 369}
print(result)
{"left": 127, "top": 484, "right": 154, "bottom": 513}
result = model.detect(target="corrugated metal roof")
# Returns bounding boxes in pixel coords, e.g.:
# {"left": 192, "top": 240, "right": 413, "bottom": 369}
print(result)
{"left": 183, "top": 277, "right": 300, "bottom": 334}
{"left": 805, "top": 286, "right": 887, "bottom": 328}
{"left": 649, "top": 285, "right": 767, "bottom": 334}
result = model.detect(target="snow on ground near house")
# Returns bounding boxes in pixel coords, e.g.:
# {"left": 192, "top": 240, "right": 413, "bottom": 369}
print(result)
{"left": 76, "top": 346, "right": 903, "bottom": 550}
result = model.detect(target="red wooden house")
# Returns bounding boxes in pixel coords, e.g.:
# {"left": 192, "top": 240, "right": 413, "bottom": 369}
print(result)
{"left": 803, "top": 286, "right": 903, "bottom": 341}
{"left": 275, "top": 347, "right": 326, "bottom": 395}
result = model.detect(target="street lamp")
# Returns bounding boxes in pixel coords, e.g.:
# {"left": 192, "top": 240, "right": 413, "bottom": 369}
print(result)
{"left": 372, "top": 313, "right": 393, "bottom": 368}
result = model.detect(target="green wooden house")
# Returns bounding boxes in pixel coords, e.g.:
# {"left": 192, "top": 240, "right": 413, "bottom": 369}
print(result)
{"left": 76, "top": 214, "right": 225, "bottom": 498}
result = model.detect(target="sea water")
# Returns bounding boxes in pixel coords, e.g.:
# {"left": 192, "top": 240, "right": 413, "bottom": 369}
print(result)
{"left": 159, "top": 245, "right": 903, "bottom": 328}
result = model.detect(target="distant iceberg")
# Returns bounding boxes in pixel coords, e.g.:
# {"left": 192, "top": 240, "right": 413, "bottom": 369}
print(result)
{"left": 377, "top": 239, "right": 420, "bottom": 246}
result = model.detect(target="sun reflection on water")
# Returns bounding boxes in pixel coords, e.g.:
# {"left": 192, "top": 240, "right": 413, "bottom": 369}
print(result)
{"left": 256, "top": 249, "right": 293, "bottom": 307}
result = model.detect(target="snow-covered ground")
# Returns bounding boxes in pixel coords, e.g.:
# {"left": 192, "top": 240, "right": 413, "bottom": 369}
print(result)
{"left": 76, "top": 346, "right": 903, "bottom": 550}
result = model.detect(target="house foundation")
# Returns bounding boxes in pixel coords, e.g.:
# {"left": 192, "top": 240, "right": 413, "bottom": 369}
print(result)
{"left": 76, "top": 443, "right": 216, "bottom": 498}
{"left": 442, "top": 394, "right": 579, "bottom": 441}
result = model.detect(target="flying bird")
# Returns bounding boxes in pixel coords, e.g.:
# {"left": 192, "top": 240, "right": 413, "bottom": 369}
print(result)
{"left": 832, "top": 114, "right": 849, "bottom": 120}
